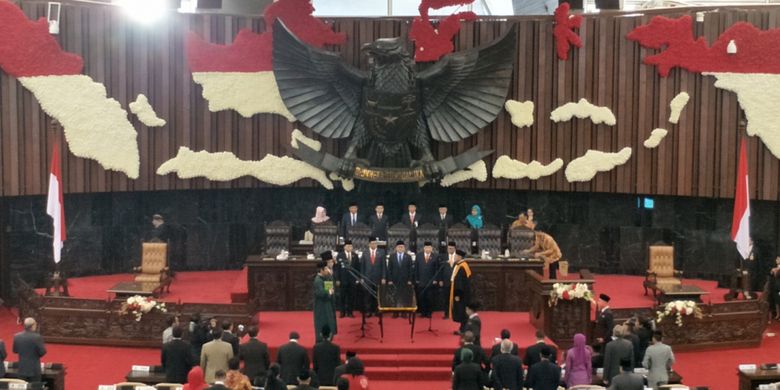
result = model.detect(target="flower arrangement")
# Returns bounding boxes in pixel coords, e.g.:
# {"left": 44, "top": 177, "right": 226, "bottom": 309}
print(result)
{"left": 656, "top": 300, "right": 703, "bottom": 327}
{"left": 120, "top": 295, "right": 167, "bottom": 322}
{"left": 549, "top": 282, "right": 594, "bottom": 306}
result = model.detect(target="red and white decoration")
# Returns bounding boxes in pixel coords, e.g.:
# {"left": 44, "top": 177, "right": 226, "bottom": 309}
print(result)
{"left": 552, "top": 3, "right": 583, "bottom": 61}
{"left": 549, "top": 282, "right": 594, "bottom": 306}
{"left": 408, "top": 0, "right": 477, "bottom": 63}
{"left": 731, "top": 138, "right": 751, "bottom": 259}
{"left": 46, "top": 145, "right": 66, "bottom": 264}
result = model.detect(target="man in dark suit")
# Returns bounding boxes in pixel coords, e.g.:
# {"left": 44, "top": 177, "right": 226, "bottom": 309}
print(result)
{"left": 161, "top": 326, "right": 195, "bottom": 384}
{"left": 452, "top": 331, "right": 489, "bottom": 373}
{"left": 465, "top": 302, "right": 482, "bottom": 346}
{"left": 361, "top": 237, "right": 385, "bottom": 316}
{"left": 401, "top": 202, "right": 422, "bottom": 252}
{"left": 277, "top": 331, "right": 310, "bottom": 385}
{"left": 207, "top": 370, "right": 229, "bottom": 390}
{"left": 0, "top": 336, "right": 6, "bottom": 378}
{"left": 596, "top": 294, "right": 615, "bottom": 344}
{"left": 239, "top": 326, "right": 270, "bottom": 386}
{"left": 609, "top": 358, "right": 645, "bottom": 390}
{"left": 415, "top": 241, "right": 440, "bottom": 318}
{"left": 312, "top": 325, "right": 341, "bottom": 386}
{"left": 523, "top": 330, "right": 557, "bottom": 368}
{"left": 333, "top": 351, "right": 357, "bottom": 383}
{"left": 441, "top": 242, "right": 457, "bottom": 319}
{"left": 491, "top": 339, "right": 523, "bottom": 390}
{"left": 221, "top": 321, "right": 239, "bottom": 357}
{"left": 603, "top": 325, "right": 635, "bottom": 386}
{"left": 368, "top": 202, "right": 390, "bottom": 242}
{"left": 12, "top": 317, "right": 47, "bottom": 382}
{"left": 384, "top": 240, "right": 413, "bottom": 318}
{"left": 490, "top": 329, "right": 519, "bottom": 359}
{"left": 338, "top": 202, "right": 361, "bottom": 239}
{"left": 335, "top": 240, "right": 361, "bottom": 318}
{"left": 524, "top": 347, "right": 561, "bottom": 390}
{"left": 434, "top": 204, "right": 454, "bottom": 250}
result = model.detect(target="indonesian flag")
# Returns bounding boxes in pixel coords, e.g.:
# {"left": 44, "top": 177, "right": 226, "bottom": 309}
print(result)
{"left": 731, "top": 138, "right": 751, "bottom": 259}
{"left": 46, "top": 145, "right": 66, "bottom": 263}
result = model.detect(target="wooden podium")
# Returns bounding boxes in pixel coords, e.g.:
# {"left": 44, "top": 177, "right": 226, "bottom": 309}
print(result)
{"left": 527, "top": 269, "right": 595, "bottom": 349}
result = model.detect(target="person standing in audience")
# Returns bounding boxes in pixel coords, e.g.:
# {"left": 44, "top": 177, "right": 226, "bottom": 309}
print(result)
{"left": 163, "top": 316, "right": 179, "bottom": 344}
{"left": 624, "top": 320, "right": 642, "bottom": 364}
{"left": 189, "top": 313, "right": 209, "bottom": 359}
{"left": 361, "top": 237, "right": 385, "bottom": 317}
{"left": 643, "top": 331, "right": 675, "bottom": 389}
{"left": 523, "top": 330, "right": 557, "bottom": 368}
{"left": 596, "top": 294, "right": 614, "bottom": 344}
{"left": 12, "top": 317, "right": 46, "bottom": 383}
{"left": 263, "top": 363, "right": 286, "bottom": 390}
{"left": 183, "top": 367, "right": 208, "bottom": 390}
{"left": 452, "top": 348, "right": 485, "bottom": 390}
{"left": 490, "top": 329, "right": 519, "bottom": 359}
{"left": 603, "top": 325, "right": 634, "bottom": 386}
{"left": 435, "top": 204, "right": 454, "bottom": 249}
{"left": 239, "top": 326, "right": 269, "bottom": 386}
{"left": 162, "top": 326, "right": 195, "bottom": 384}
{"left": 201, "top": 328, "right": 234, "bottom": 384}
{"left": 336, "top": 240, "right": 360, "bottom": 318}
{"left": 524, "top": 347, "right": 560, "bottom": 390}
{"left": 313, "top": 325, "right": 341, "bottom": 386}
{"left": 368, "top": 202, "right": 389, "bottom": 242}
{"left": 314, "top": 258, "right": 338, "bottom": 341}
{"left": 345, "top": 357, "right": 369, "bottom": 390}
{"left": 207, "top": 369, "right": 229, "bottom": 390}
{"left": 528, "top": 231, "right": 562, "bottom": 279}
{"left": 221, "top": 321, "right": 239, "bottom": 357}
{"left": 0, "top": 335, "right": 6, "bottom": 378}
{"left": 452, "top": 331, "right": 488, "bottom": 373}
{"left": 563, "top": 333, "right": 592, "bottom": 387}
{"left": 415, "top": 241, "right": 439, "bottom": 318}
{"left": 442, "top": 242, "right": 457, "bottom": 319}
{"left": 450, "top": 249, "right": 472, "bottom": 334}
{"left": 609, "top": 358, "right": 644, "bottom": 390}
{"left": 278, "top": 331, "right": 310, "bottom": 385}
{"left": 490, "top": 339, "right": 523, "bottom": 390}
{"left": 225, "top": 357, "right": 252, "bottom": 390}
{"left": 384, "top": 240, "right": 413, "bottom": 318}
{"left": 465, "top": 302, "right": 482, "bottom": 346}
{"left": 402, "top": 201, "right": 422, "bottom": 251}
{"left": 339, "top": 202, "right": 361, "bottom": 239}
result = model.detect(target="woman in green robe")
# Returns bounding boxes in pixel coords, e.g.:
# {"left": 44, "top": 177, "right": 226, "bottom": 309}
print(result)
{"left": 314, "top": 258, "right": 337, "bottom": 342}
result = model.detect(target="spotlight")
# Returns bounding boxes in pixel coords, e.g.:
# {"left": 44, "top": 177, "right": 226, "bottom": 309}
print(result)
{"left": 113, "top": 0, "right": 167, "bottom": 24}
{"left": 47, "top": 2, "right": 61, "bottom": 34}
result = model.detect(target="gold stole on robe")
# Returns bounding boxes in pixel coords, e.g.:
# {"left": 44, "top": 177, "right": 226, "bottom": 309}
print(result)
{"left": 449, "top": 261, "right": 472, "bottom": 318}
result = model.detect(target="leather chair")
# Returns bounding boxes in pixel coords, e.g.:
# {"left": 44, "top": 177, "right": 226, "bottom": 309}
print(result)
{"left": 415, "top": 223, "right": 439, "bottom": 249}
{"left": 134, "top": 242, "right": 171, "bottom": 292}
{"left": 447, "top": 223, "right": 472, "bottom": 254}
{"left": 477, "top": 223, "right": 501, "bottom": 257}
{"left": 265, "top": 220, "right": 292, "bottom": 255}
{"left": 313, "top": 220, "right": 337, "bottom": 256}
{"left": 346, "top": 222, "right": 371, "bottom": 250}
{"left": 645, "top": 245, "right": 683, "bottom": 296}
{"left": 387, "top": 223, "right": 411, "bottom": 248}
{"left": 509, "top": 227, "right": 536, "bottom": 257}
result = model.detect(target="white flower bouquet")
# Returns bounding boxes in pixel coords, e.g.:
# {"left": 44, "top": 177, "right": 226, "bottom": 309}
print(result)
{"left": 120, "top": 295, "right": 167, "bottom": 321}
{"left": 548, "top": 282, "right": 594, "bottom": 306}
{"left": 656, "top": 300, "right": 703, "bottom": 327}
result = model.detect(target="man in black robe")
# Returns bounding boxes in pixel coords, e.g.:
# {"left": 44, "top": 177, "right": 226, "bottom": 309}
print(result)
{"left": 441, "top": 241, "right": 457, "bottom": 319}
{"left": 449, "top": 249, "right": 472, "bottom": 335}
{"left": 415, "top": 241, "right": 440, "bottom": 318}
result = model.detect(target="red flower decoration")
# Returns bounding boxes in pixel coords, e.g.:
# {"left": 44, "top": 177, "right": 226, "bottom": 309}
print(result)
{"left": 408, "top": 0, "right": 477, "bottom": 62}
{"left": 553, "top": 3, "right": 583, "bottom": 61}
{"left": 562, "top": 290, "right": 571, "bottom": 300}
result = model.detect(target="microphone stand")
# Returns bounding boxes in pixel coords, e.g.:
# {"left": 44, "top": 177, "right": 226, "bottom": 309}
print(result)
{"left": 339, "top": 260, "right": 378, "bottom": 340}
{"left": 416, "top": 258, "right": 450, "bottom": 334}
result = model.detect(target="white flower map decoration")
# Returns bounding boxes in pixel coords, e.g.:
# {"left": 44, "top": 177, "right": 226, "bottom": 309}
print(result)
{"left": 290, "top": 129, "right": 322, "bottom": 151}
{"left": 643, "top": 128, "right": 669, "bottom": 149}
{"left": 439, "top": 160, "right": 488, "bottom": 187}
{"left": 668, "top": 92, "right": 690, "bottom": 124}
{"left": 18, "top": 75, "right": 140, "bottom": 179}
{"left": 120, "top": 295, "right": 167, "bottom": 322}
{"left": 549, "top": 282, "right": 594, "bottom": 306}
{"left": 565, "top": 147, "right": 632, "bottom": 182}
{"left": 328, "top": 172, "right": 355, "bottom": 191}
{"left": 192, "top": 72, "right": 295, "bottom": 120}
{"left": 705, "top": 72, "right": 780, "bottom": 159}
{"left": 156, "top": 146, "right": 334, "bottom": 189}
{"left": 129, "top": 94, "right": 166, "bottom": 127}
{"left": 504, "top": 100, "right": 534, "bottom": 128}
{"left": 656, "top": 300, "right": 703, "bottom": 327}
{"left": 492, "top": 155, "right": 563, "bottom": 180}
{"left": 550, "top": 98, "right": 617, "bottom": 126}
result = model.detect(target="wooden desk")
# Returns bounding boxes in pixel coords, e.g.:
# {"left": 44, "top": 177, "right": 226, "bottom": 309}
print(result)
{"left": 738, "top": 367, "right": 780, "bottom": 390}
{"left": 125, "top": 367, "right": 166, "bottom": 385}
{"left": 657, "top": 284, "right": 709, "bottom": 305}
{"left": 107, "top": 281, "right": 163, "bottom": 299}
{"left": 3, "top": 363, "right": 66, "bottom": 390}
{"left": 593, "top": 370, "right": 682, "bottom": 386}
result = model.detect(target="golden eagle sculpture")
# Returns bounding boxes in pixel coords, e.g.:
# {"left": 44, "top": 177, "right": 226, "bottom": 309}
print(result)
{"left": 273, "top": 20, "right": 517, "bottom": 184}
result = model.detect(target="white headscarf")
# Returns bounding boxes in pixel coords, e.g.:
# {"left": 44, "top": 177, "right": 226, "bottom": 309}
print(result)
{"left": 311, "top": 206, "right": 330, "bottom": 223}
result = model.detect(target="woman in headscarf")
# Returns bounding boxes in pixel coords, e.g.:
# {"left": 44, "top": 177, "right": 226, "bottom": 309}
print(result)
{"left": 311, "top": 206, "right": 330, "bottom": 225}
{"left": 464, "top": 205, "right": 484, "bottom": 230}
{"left": 563, "top": 333, "right": 592, "bottom": 387}
{"left": 182, "top": 367, "right": 207, "bottom": 390}
{"left": 452, "top": 348, "right": 485, "bottom": 390}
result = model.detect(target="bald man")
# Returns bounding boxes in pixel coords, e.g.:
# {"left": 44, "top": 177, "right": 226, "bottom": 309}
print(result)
{"left": 13, "top": 317, "right": 47, "bottom": 382}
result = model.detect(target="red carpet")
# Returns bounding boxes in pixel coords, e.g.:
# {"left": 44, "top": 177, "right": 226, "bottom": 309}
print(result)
{"left": 8, "top": 270, "right": 772, "bottom": 389}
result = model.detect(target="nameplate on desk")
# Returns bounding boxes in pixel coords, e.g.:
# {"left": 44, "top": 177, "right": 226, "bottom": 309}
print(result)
{"left": 739, "top": 364, "right": 758, "bottom": 372}
{"left": 97, "top": 386, "right": 116, "bottom": 390}
{"left": 8, "top": 384, "right": 28, "bottom": 390}
{"left": 131, "top": 365, "right": 151, "bottom": 372}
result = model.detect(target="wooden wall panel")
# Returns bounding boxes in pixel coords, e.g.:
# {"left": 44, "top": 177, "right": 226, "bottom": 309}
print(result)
{"left": 1, "top": 1, "right": 780, "bottom": 201}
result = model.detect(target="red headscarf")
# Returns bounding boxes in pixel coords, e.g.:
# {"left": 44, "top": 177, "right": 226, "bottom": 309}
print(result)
{"left": 182, "top": 367, "right": 207, "bottom": 390}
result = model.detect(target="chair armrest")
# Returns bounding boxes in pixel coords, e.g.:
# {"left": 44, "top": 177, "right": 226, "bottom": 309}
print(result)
{"left": 646, "top": 271, "right": 657, "bottom": 282}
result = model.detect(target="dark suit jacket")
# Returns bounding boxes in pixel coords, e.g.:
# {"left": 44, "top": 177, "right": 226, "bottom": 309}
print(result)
{"left": 277, "top": 341, "right": 310, "bottom": 385}
{"left": 161, "top": 338, "right": 195, "bottom": 384}
{"left": 435, "top": 213, "right": 455, "bottom": 244}
{"left": 401, "top": 212, "right": 422, "bottom": 230}
{"left": 312, "top": 340, "right": 341, "bottom": 386}
{"left": 221, "top": 331, "right": 240, "bottom": 357}
{"left": 336, "top": 251, "right": 361, "bottom": 285}
{"left": 361, "top": 248, "right": 385, "bottom": 284}
{"left": 596, "top": 308, "right": 615, "bottom": 340}
{"left": 339, "top": 212, "right": 362, "bottom": 238}
{"left": 608, "top": 372, "right": 645, "bottom": 390}
{"left": 490, "top": 341, "right": 519, "bottom": 359}
{"left": 490, "top": 353, "right": 524, "bottom": 390}
{"left": 523, "top": 342, "right": 558, "bottom": 367}
{"left": 368, "top": 214, "right": 390, "bottom": 241}
{"left": 385, "top": 252, "right": 413, "bottom": 285}
{"left": 624, "top": 332, "right": 641, "bottom": 364}
{"left": 206, "top": 384, "right": 229, "bottom": 390}
{"left": 0, "top": 340, "right": 6, "bottom": 377}
{"left": 466, "top": 315, "right": 482, "bottom": 346}
{"left": 453, "top": 344, "right": 489, "bottom": 372}
{"left": 415, "top": 251, "right": 440, "bottom": 286}
{"left": 239, "top": 338, "right": 270, "bottom": 384}
{"left": 524, "top": 360, "right": 561, "bottom": 390}
{"left": 12, "top": 330, "right": 46, "bottom": 378}
{"left": 603, "top": 338, "right": 635, "bottom": 384}
{"left": 452, "top": 362, "right": 485, "bottom": 390}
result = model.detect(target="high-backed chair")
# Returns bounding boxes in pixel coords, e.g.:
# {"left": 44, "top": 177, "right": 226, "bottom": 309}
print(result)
{"left": 477, "top": 223, "right": 502, "bottom": 257}
{"left": 388, "top": 223, "right": 411, "bottom": 248}
{"left": 265, "top": 220, "right": 292, "bottom": 255}
{"left": 134, "top": 243, "right": 171, "bottom": 292}
{"left": 313, "top": 220, "right": 337, "bottom": 255}
{"left": 416, "top": 223, "right": 439, "bottom": 249}
{"left": 645, "top": 244, "right": 683, "bottom": 296}
{"left": 447, "top": 223, "right": 471, "bottom": 253}
{"left": 346, "top": 222, "right": 371, "bottom": 250}
{"left": 509, "top": 227, "right": 536, "bottom": 257}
